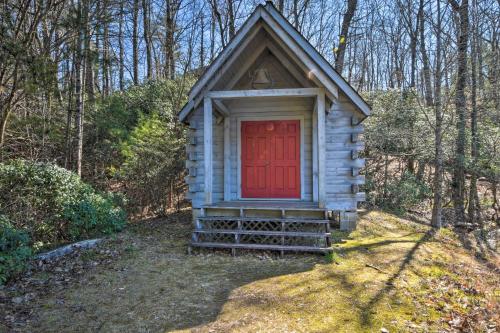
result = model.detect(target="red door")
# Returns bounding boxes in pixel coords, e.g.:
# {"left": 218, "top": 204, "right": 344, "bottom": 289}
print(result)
{"left": 241, "top": 120, "right": 300, "bottom": 198}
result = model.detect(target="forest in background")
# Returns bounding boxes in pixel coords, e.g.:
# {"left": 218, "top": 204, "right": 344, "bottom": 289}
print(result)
{"left": 0, "top": 0, "right": 498, "bottom": 251}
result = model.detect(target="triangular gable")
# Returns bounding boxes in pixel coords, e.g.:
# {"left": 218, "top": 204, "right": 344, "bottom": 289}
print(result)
{"left": 179, "top": 2, "right": 371, "bottom": 123}
{"left": 233, "top": 50, "right": 302, "bottom": 90}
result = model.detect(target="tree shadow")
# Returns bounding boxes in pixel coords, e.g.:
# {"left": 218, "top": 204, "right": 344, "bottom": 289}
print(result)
{"left": 29, "top": 209, "right": 444, "bottom": 332}
{"left": 358, "top": 228, "right": 436, "bottom": 327}
{"left": 106, "top": 210, "right": 325, "bottom": 332}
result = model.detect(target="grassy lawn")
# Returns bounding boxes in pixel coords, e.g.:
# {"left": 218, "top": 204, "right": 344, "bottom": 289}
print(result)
{"left": 3, "top": 209, "right": 499, "bottom": 332}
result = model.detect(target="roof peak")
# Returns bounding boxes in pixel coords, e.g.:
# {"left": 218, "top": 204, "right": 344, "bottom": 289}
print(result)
{"left": 178, "top": 2, "right": 371, "bottom": 122}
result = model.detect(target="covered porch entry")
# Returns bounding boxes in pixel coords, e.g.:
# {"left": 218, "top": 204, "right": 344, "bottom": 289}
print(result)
{"left": 189, "top": 88, "right": 332, "bottom": 255}
{"left": 202, "top": 87, "right": 327, "bottom": 208}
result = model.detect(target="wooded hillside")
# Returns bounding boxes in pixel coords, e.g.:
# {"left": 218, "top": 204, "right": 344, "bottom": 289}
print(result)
{"left": 1, "top": 0, "right": 498, "bottom": 235}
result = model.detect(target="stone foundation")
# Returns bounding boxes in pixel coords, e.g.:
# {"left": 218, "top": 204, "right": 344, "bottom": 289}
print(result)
{"left": 340, "top": 210, "right": 358, "bottom": 231}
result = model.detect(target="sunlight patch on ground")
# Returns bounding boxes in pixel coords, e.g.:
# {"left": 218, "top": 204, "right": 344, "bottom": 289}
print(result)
{"left": 25, "top": 210, "right": 499, "bottom": 333}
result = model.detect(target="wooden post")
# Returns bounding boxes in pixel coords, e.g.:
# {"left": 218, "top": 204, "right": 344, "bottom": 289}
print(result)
{"left": 224, "top": 116, "right": 231, "bottom": 201}
{"left": 312, "top": 101, "right": 319, "bottom": 202}
{"left": 317, "top": 90, "right": 326, "bottom": 208}
{"left": 204, "top": 97, "right": 213, "bottom": 204}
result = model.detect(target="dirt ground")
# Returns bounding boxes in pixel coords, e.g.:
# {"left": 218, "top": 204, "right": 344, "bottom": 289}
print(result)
{"left": 1, "top": 209, "right": 498, "bottom": 333}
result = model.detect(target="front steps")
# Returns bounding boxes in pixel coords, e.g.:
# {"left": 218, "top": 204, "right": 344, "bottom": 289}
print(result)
{"left": 189, "top": 203, "right": 333, "bottom": 255}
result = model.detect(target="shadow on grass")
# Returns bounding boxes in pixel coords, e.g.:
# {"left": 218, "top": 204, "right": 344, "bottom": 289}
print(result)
{"left": 30, "top": 209, "right": 443, "bottom": 332}
{"left": 55, "top": 210, "right": 325, "bottom": 332}
{"left": 164, "top": 210, "right": 433, "bottom": 331}
{"left": 358, "top": 228, "right": 436, "bottom": 327}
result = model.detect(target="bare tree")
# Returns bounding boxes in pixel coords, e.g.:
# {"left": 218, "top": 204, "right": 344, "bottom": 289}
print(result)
{"left": 102, "top": 0, "right": 111, "bottom": 96}
{"left": 449, "top": 0, "right": 469, "bottom": 223}
{"left": 118, "top": 1, "right": 125, "bottom": 90}
{"left": 143, "top": 0, "right": 153, "bottom": 80}
{"left": 468, "top": 0, "right": 481, "bottom": 223}
{"left": 132, "top": 0, "right": 140, "bottom": 85}
{"left": 419, "top": 0, "right": 433, "bottom": 106}
{"left": 75, "top": 0, "right": 89, "bottom": 176}
{"left": 431, "top": 0, "right": 444, "bottom": 228}
{"left": 227, "top": 0, "right": 235, "bottom": 40}
{"left": 0, "top": 0, "right": 47, "bottom": 147}
{"left": 335, "top": 0, "right": 358, "bottom": 74}
{"left": 210, "top": 0, "right": 226, "bottom": 48}
{"left": 165, "top": 0, "right": 180, "bottom": 79}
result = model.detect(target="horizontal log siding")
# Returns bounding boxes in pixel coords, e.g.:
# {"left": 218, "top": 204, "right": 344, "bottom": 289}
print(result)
{"left": 324, "top": 93, "right": 366, "bottom": 210}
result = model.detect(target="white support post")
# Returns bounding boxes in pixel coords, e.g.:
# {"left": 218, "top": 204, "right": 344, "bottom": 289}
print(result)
{"left": 312, "top": 100, "right": 318, "bottom": 202}
{"left": 317, "top": 89, "right": 326, "bottom": 208}
{"left": 204, "top": 97, "right": 213, "bottom": 204}
{"left": 223, "top": 116, "right": 231, "bottom": 201}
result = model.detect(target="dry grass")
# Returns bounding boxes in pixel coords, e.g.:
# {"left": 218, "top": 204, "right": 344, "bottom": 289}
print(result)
{"left": 6, "top": 209, "right": 499, "bottom": 332}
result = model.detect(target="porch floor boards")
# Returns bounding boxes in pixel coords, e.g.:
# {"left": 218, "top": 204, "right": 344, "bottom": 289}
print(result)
{"left": 198, "top": 216, "right": 330, "bottom": 224}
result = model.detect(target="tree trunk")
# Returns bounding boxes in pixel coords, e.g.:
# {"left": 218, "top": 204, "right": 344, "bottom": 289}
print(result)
{"left": 468, "top": 0, "right": 480, "bottom": 223}
{"left": 278, "top": 0, "right": 284, "bottom": 12}
{"left": 210, "top": 9, "right": 215, "bottom": 62}
{"left": 335, "top": 0, "right": 357, "bottom": 74}
{"left": 75, "top": 0, "right": 87, "bottom": 177}
{"left": 199, "top": 11, "right": 205, "bottom": 68}
{"left": 132, "top": 0, "right": 139, "bottom": 85}
{"left": 210, "top": 0, "right": 226, "bottom": 48}
{"left": 165, "top": 0, "right": 176, "bottom": 79}
{"left": 293, "top": 0, "right": 299, "bottom": 29}
{"left": 0, "top": 108, "right": 11, "bottom": 148}
{"left": 431, "top": 0, "right": 444, "bottom": 228}
{"left": 65, "top": 52, "right": 76, "bottom": 170}
{"left": 102, "top": 0, "right": 110, "bottom": 96}
{"left": 227, "top": 0, "right": 235, "bottom": 40}
{"left": 143, "top": 0, "right": 152, "bottom": 80}
{"left": 0, "top": 61, "right": 18, "bottom": 148}
{"left": 118, "top": 1, "right": 125, "bottom": 90}
{"left": 419, "top": 0, "right": 433, "bottom": 106}
{"left": 449, "top": 0, "right": 469, "bottom": 223}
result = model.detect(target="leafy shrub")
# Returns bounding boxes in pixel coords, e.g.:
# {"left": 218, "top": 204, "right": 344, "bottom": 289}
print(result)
{"left": 95, "top": 79, "right": 193, "bottom": 215}
{"left": 119, "top": 114, "right": 186, "bottom": 215}
{"left": 0, "top": 160, "right": 126, "bottom": 248}
{"left": 370, "top": 172, "right": 432, "bottom": 214}
{"left": 0, "top": 216, "right": 32, "bottom": 283}
{"left": 64, "top": 192, "right": 126, "bottom": 240}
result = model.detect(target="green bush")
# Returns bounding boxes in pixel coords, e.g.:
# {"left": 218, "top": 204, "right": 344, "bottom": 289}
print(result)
{"left": 0, "top": 160, "right": 126, "bottom": 248}
{"left": 0, "top": 216, "right": 32, "bottom": 283}
{"left": 94, "top": 79, "right": 193, "bottom": 215}
{"left": 64, "top": 192, "right": 127, "bottom": 241}
{"left": 370, "top": 172, "right": 432, "bottom": 214}
{"left": 119, "top": 114, "right": 185, "bottom": 215}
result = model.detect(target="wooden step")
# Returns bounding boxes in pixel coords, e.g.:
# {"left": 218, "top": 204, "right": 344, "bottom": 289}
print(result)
{"left": 190, "top": 242, "right": 332, "bottom": 253}
{"left": 193, "top": 229, "right": 331, "bottom": 237}
{"left": 198, "top": 216, "right": 330, "bottom": 224}
{"left": 203, "top": 203, "right": 325, "bottom": 211}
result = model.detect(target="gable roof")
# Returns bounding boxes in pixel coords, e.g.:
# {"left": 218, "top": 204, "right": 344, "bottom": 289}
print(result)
{"left": 179, "top": 1, "right": 371, "bottom": 123}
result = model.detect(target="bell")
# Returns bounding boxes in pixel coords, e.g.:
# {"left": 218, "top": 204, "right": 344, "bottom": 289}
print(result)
{"left": 251, "top": 68, "right": 273, "bottom": 89}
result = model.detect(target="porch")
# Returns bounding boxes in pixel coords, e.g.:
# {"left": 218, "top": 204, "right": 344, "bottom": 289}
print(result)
{"left": 187, "top": 88, "right": 332, "bottom": 255}
{"left": 190, "top": 200, "right": 332, "bottom": 255}
{"left": 201, "top": 88, "right": 327, "bottom": 208}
